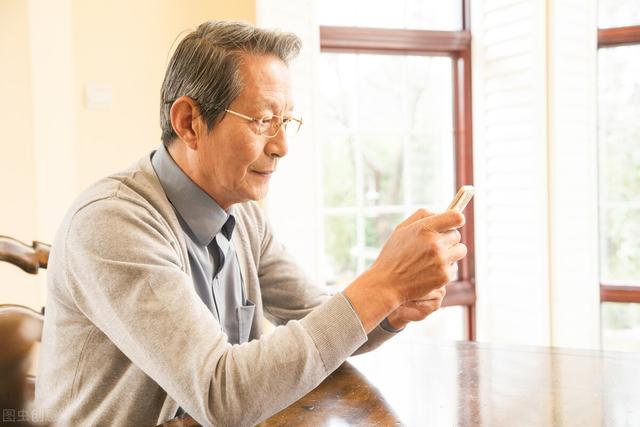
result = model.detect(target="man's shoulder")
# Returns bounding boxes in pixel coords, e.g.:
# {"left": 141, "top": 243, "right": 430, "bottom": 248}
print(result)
{"left": 49, "top": 151, "right": 189, "bottom": 282}
{"left": 61, "top": 152, "right": 176, "bottom": 231}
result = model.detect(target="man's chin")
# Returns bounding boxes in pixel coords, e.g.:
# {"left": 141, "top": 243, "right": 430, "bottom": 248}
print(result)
{"left": 243, "top": 186, "right": 269, "bottom": 203}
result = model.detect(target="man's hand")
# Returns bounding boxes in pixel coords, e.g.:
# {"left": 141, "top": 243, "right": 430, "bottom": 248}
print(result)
{"left": 343, "top": 208, "right": 467, "bottom": 333}
{"left": 369, "top": 208, "right": 465, "bottom": 303}
{"left": 386, "top": 286, "right": 446, "bottom": 330}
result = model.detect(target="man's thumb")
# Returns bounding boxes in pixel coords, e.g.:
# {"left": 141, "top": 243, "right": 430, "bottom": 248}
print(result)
{"left": 417, "top": 210, "right": 465, "bottom": 233}
{"left": 397, "top": 208, "right": 435, "bottom": 229}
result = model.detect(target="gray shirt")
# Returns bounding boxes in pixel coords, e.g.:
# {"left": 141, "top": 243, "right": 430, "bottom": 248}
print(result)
{"left": 152, "top": 144, "right": 253, "bottom": 344}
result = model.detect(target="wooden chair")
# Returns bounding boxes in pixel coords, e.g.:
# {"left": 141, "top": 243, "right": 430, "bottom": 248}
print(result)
{"left": 0, "top": 311, "right": 46, "bottom": 426}
{"left": 0, "top": 236, "right": 50, "bottom": 402}
{"left": 0, "top": 236, "right": 50, "bottom": 274}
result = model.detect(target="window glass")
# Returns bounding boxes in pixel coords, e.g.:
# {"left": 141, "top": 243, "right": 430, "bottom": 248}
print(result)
{"left": 598, "top": 0, "right": 640, "bottom": 28}
{"left": 601, "top": 302, "right": 640, "bottom": 351}
{"left": 323, "top": 214, "right": 357, "bottom": 288}
{"left": 322, "top": 133, "right": 357, "bottom": 208}
{"left": 318, "top": 0, "right": 462, "bottom": 31}
{"left": 318, "top": 52, "right": 456, "bottom": 287}
{"left": 598, "top": 45, "right": 640, "bottom": 283}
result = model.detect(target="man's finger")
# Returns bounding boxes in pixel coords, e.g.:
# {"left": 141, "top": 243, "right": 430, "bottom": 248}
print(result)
{"left": 441, "top": 229, "right": 461, "bottom": 248}
{"left": 448, "top": 262, "right": 459, "bottom": 281}
{"left": 418, "top": 210, "right": 465, "bottom": 233}
{"left": 447, "top": 243, "right": 467, "bottom": 264}
{"left": 396, "top": 208, "right": 435, "bottom": 229}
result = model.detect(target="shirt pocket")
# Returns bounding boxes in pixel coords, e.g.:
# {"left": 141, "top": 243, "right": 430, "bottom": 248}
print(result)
{"left": 236, "top": 299, "right": 256, "bottom": 344}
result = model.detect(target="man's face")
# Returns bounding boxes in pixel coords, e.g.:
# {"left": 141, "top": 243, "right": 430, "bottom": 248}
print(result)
{"left": 195, "top": 54, "right": 293, "bottom": 209}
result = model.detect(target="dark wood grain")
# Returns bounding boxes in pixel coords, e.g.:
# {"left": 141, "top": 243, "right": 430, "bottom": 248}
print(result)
{"left": 257, "top": 363, "right": 400, "bottom": 426}
{"left": 600, "top": 284, "right": 640, "bottom": 303}
{"left": 320, "top": 26, "right": 470, "bottom": 56}
{"left": 598, "top": 25, "right": 640, "bottom": 48}
{"left": 158, "top": 338, "right": 640, "bottom": 426}
{"left": 0, "top": 236, "right": 50, "bottom": 274}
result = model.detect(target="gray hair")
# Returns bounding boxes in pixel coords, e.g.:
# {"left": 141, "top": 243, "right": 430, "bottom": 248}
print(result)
{"left": 160, "top": 21, "right": 302, "bottom": 145}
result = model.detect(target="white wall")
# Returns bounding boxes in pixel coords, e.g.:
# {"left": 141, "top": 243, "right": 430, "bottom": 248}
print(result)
{"left": 257, "top": 0, "right": 323, "bottom": 281}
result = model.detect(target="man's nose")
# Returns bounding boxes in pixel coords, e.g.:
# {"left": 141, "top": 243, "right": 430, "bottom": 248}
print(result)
{"left": 265, "top": 128, "right": 288, "bottom": 158}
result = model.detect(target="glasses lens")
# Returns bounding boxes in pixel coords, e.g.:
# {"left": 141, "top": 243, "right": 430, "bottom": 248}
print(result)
{"left": 259, "top": 116, "right": 279, "bottom": 137}
{"left": 259, "top": 116, "right": 302, "bottom": 138}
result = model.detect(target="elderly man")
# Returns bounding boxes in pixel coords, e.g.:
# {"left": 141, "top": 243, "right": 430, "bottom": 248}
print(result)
{"left": 36, "top": 21, "right": 466, "bottom": 426}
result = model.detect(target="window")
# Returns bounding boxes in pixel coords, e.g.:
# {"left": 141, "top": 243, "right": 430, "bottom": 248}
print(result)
{"left": 597, "top": 6, "right": 640, "bottom": 351}
{"left": 317, "top": 1, "right": 475, "bottom": 339}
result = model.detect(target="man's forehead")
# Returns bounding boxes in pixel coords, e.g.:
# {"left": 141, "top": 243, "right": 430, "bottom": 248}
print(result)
{"left": 236, "top": 54, "right": 294, "bottom": 111}
{"left": 239, "top": 54, "right": 291, "bottom": 86}
{"left": 253, "top": 96, "right": 295, "bottom": 113}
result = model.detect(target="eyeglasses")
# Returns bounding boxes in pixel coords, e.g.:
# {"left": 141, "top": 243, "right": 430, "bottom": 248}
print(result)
{"left": 224, "top": 109, "right": 303, "bottom": 138}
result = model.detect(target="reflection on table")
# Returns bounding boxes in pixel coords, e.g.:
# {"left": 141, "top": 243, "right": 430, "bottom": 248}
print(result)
{"left": 349, "top": 336, "right": 640, "bottom": 426}
{"left": 159, "top": 335, "right": 640, "bottom": 426}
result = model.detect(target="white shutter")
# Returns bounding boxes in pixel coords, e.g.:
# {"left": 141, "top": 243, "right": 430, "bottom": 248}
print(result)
{"left": 473, "top": 0, "right": 551, "bottom": 345}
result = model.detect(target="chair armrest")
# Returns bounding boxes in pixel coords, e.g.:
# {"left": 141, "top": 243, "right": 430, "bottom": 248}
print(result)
{"left": 0, "top": 235, "right": 51, "bottom": 274}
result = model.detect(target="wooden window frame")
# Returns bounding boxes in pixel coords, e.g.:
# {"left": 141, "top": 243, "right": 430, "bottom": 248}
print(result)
{"left": 597, "top": 24, "right": 640, "bottom": 304}
{"left": 319, "top": 0, "right": 477, "bottom": 339}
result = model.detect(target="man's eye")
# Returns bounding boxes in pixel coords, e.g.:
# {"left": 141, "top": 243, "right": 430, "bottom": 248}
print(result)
{"left": 261, "top": 117, "right": 273, "bottom": 124}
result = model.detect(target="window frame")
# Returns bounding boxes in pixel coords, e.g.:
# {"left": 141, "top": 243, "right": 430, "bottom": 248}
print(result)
{"left": 597, "top": 24, "right": 640, "bottom": 305}
{"left": 319, "top": 0, "right": 476, "bottom": 339}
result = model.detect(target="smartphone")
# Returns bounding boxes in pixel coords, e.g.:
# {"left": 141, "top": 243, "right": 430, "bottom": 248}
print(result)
{"left": 447, "top": 185, "right": 475, "bottom": 212}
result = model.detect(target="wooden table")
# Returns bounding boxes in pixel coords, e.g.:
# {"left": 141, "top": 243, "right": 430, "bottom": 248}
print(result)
{"left": 160, "top": 336, "right": 640, "bottom": 426}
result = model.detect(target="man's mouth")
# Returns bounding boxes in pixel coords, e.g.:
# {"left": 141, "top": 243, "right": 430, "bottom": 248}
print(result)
{"left": 250, "top": 169, "right": 274, "bottom": 177}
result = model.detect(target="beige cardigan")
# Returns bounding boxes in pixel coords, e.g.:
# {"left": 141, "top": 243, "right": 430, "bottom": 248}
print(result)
{"left": 35, "top": 153, "right": 395, "bottom": 427}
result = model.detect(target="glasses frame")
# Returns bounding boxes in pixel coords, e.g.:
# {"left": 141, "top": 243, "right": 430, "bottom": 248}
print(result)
{"left": 224, "top": 109, "right": 303, "bottom": 138}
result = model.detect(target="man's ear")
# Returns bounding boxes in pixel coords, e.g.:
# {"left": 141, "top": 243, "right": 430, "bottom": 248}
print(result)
{"left": 170, "top": 96, "right": 205, "bottom": 149}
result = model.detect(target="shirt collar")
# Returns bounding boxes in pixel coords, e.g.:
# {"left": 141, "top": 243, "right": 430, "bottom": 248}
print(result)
{"left": 151, "top": 144, "right": 234, "bottom": 246}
